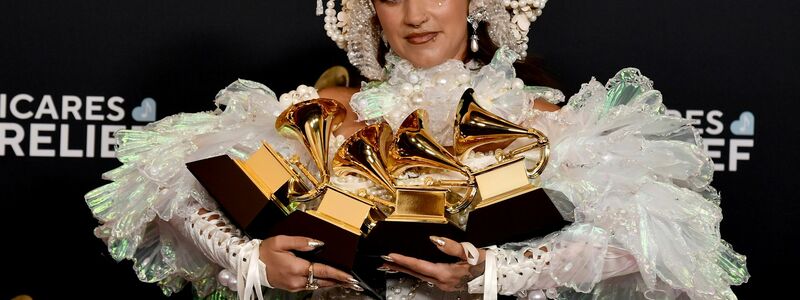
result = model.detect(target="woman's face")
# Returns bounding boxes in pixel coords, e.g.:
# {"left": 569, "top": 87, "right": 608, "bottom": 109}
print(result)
{"left": 373, "top": 0, "right": 469, "bottom": 68}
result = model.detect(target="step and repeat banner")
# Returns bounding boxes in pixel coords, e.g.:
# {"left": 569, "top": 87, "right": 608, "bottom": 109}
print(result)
{"left": 2, "top": 1, "right": 796, "bottom": 299}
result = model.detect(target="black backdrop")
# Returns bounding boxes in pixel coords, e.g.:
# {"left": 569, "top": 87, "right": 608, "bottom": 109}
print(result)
{"left": 2, "top": 1, "right": 797, "bottom": 299}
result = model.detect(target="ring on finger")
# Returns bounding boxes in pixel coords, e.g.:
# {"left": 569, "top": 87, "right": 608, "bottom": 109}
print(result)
{"left": 305, "top": 263, "right": 319, "bottom": 290}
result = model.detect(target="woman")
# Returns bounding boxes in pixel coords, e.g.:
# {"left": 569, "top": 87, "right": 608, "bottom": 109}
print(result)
{"left": 85, "top": 0, "right": 749, "bottom": 299}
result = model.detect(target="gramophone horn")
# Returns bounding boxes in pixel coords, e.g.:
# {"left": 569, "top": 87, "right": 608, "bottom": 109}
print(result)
{"left": 276, "top": 98, "right": 346, "bottom": 200}
{"left": 390, "top": 109, "right": 477, "bottom": 213}
{"left": 390, "top": 109, "right": 471, "bottom": 177}
{"left": 332, "top": 122, "right": 397, "bottom": 197}
{"left": 453, "top": 89, "right": 550, "bottom": 178}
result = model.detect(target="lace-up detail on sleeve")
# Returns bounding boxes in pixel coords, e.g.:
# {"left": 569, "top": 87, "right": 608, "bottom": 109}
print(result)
{"left": 85, "top": 79, "right": 312, "bottom": 298}
{"left": 179, "top": 207, "right": 270, "bottom": 299}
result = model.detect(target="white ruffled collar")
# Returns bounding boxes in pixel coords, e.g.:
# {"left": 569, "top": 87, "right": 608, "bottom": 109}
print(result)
{"left": 350, "top": 47, "right": 564, "bottom": 146}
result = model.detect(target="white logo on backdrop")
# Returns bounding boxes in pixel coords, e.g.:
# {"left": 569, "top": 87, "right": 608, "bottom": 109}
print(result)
{"left": 132, "top": 98, "right": 157, "bottom": 122}
{"left": 0, "top": 93, "right": 155, "bottom": 158}
{"left": 666, "top": 109, "right": 754, "bottom": 172}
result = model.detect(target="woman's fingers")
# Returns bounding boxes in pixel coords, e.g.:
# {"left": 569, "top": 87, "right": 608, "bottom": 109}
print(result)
{"left": 270, "top": 235, "right": 324, "bottom": 252}
{"left": 429, "top": 236, "right": 467, "bottom": 260}
{"left": 381, "top": 263, "right": 440, "bottom": 285}
{"left": 314, "top": 278, "right": 341, "bottom": 288}
{"left": 385, "top": 253, "right": 443, "bottom": 280}
{"left": 312, "top": 263, "right": 359, "bottom": 285}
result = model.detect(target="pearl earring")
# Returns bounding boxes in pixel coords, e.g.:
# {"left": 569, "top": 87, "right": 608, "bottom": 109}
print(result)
{"left": 467, "top": 14, "right": 482, "bottom": 53}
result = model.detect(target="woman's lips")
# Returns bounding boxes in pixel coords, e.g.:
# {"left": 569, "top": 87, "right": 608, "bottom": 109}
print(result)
{"left": 405, "top": 32, "right": 439, "bottom": 45}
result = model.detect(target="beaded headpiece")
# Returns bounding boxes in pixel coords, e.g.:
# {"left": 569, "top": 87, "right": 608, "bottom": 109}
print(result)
{"left": 317, "top": 0, "right": 548, "bottom": 81}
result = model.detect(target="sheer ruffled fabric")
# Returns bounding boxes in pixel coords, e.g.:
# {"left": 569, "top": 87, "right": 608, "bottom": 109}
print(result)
{"left": 85, "top": 80, "right": 313, "bottom": 297}
{"left": 470, "top": 69, "right": 749, "bottom": 299}
{"left": 86, "top": 52, "right": 749, "bottom": 299}
{"left": 350, "top": 47, "right": 564, "bottom": 146}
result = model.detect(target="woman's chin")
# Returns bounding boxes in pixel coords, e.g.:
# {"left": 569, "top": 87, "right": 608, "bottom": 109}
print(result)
{"left": 399, "top": 44, "right": 467, "bottom": 69}
{"left": 405, "top": 54, "right": 452, "bottom": 69}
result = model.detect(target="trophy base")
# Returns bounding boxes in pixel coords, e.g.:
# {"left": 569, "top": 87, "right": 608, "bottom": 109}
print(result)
{"left": 466, "top": 186, "right": 569, "bottom": 247}
{"left": 186, "top": 154, "right": 292, "bottom": 238}
{"left": 266, "top": 210, "right": 361, "bottom": 271}
{"left": 266, "top": 211, "right": 386, "bottom": 300}
{"left": 361, "top": 221, "right": 465, "bottom": 264}
{"left": 351, "top": 255, "right": 388, "bottom": 300}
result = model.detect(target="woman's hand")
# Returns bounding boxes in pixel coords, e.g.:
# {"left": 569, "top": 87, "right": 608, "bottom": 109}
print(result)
{"left": 380, "top": 236, "right": 486, "bottom": 292}
{"left": 259, "top": 235, "right": 362, "bottom": 292}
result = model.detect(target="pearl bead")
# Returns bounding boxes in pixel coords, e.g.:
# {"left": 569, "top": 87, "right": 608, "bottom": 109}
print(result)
{"left": 529, "top": 290, "right": 546, "bottom": 299}
{"left": 400, "top": 83, "right": 414, "bottom": 96}
{"left": 227, "top": 276, "right": 238, "bottom": 289}
{"left": 513, "top": 78, "right": 525, "bottom": 89}
{"left": 409, "top": 74, "right": 420, "bottom": 84}
{"left": 412, "top": 97, "right": 423, "bottom": 104}
{"left": 217, "top": 269, "right": 232, "bottom": 286}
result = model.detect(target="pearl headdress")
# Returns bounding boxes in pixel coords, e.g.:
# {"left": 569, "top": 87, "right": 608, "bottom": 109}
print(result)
{"left": 317, "top": 0, "right": 548, "bottom": 81}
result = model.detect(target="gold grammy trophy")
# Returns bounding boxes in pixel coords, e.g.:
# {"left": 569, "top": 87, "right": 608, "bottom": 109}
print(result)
{"left": 455, "top": 89, "right": 569, "bottom": 247}
{"left": 267, "top": 98, "right": 379, "bottom": 272}
{"left": 338, "top": 111, "right": 469, "bottom": 263}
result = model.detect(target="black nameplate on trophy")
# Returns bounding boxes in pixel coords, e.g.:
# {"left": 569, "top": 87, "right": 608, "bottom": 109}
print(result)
{"left": 466, "top": 187, "right": 569, "bottom": 247}
{"left": 361, "top": 221, "right": 465, "bottom": 264}
{"left": 186, "top": 155, "right": 289, "bottom": 239}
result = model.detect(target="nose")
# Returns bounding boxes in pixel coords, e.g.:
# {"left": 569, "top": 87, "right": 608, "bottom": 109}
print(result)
{"left": 403, "top": 0, "right": 430, "bottom": 28}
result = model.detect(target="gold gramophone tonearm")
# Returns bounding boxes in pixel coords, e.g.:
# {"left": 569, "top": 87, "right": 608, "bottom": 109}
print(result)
{"left": 453, "top": 88, "right": 550, "bottom": 179}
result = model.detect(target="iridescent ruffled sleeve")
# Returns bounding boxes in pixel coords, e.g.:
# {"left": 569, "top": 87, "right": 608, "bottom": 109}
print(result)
{"left": 85, "top": 80, "right": 313, "bottom": 297}
{"left": 471, "top": 69, "right": 749, "bottom": 300}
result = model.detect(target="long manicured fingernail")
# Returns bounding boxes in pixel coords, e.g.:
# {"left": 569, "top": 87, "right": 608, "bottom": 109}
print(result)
{"left": 381, "top": 255, "right": 394, "bottom": 262}
{"left": 347, "top": 277, "right": 359, "bottom": 284}
{"left": 308, "top": 240, "right": 325, "bottom": 248}
{"left": 429, "top": 236, "right": 445, "bottom": 247}
{"left": 350, "top": 284, "right": 364, "bottom": 292}
{"left": 377, "top": 266, "right": 390, "bottom": 272}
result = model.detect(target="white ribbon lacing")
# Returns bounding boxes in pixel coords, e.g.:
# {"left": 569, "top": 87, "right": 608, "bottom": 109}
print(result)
{"left": 461, "top": 242, "right": 499, "bottom": 300}
{"left": 185, "top": 210, "right": 272, "bottom": 300}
